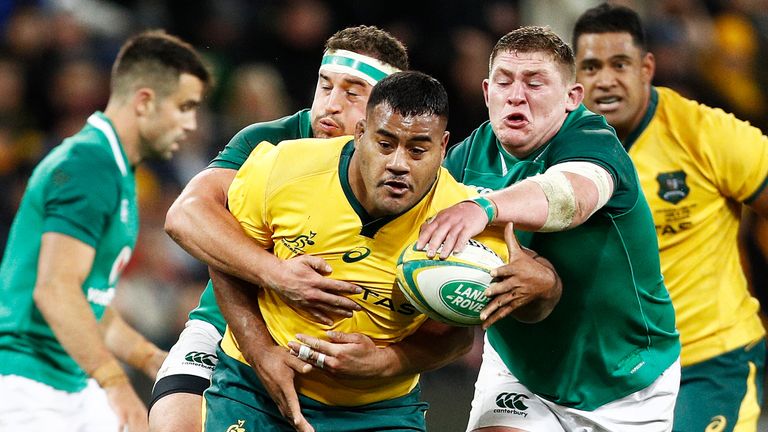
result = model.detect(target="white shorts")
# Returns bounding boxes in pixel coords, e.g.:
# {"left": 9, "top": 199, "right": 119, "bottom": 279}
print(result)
{"left": 466, "top": 336, "right": 680, "bottom": 432}
{"left": 150, "top": 319, "right": 222, "bottom": 406}
{"left": 0, "top": 374, "right": 119, "bottom": 432}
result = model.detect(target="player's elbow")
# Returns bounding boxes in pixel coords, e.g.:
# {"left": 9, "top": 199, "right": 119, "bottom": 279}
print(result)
{"left": 164, "top": 196, "right": 191, "bottom": 242}
{"left": 164, "top": 192, "right": 211, "bottom": 244}
{"left": 32, "top": 281, "right": 62, "bottom": 319}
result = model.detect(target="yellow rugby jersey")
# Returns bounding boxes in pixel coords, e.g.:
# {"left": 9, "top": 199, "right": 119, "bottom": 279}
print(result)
{"left": 224, "top": 135, "right": 507, "bottom": 406}
{"left": 627, "top": 87, "right": 768, "bottom": 366}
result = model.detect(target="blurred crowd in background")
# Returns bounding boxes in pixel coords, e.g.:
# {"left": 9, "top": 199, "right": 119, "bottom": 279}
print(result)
{"left": 1, "top": 0, "right": 767, "bottom": 429}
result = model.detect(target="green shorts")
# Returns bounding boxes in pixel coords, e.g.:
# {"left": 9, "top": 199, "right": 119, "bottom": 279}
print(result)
{"left": 203, "top": 348, "right": 428, "bottom": 432}
{"left": 674, "top": 339, "right": 766, "bottom": 432}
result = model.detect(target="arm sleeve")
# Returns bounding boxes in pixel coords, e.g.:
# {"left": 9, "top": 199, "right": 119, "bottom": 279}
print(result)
{"left": 699, "top": 109, "right": 768, "bottom": 203}
{"left": 43, "top": 151, "right": 120, "bottom": 247}
{"left": 546, "top": 122, "right": 637, "bottom": 214}
{"left": 227, "top": 142, "right": 279, "bottom": 248}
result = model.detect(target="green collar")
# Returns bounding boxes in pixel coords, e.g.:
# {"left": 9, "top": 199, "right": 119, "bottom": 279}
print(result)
{"left": 299, "top": 109, "right": 314, "bottom": 139}
{"left": 623, "top": 87, "right": 658, "bottom": 150}
{"left": 337, "top": 140, "right": 398, "bottom": 238}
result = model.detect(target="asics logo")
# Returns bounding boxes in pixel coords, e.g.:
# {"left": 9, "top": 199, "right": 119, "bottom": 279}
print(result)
{"left": 184, "top": 351, "right": 217, "bottom": 367}
{"left": 705, "top": 415, "right": 726, "bottom": 432}
{"left": 342, "top": 246, "right": 371, "bottom": 263}
{"left": 496, "top": 392, "right": 529, "bottom": 410}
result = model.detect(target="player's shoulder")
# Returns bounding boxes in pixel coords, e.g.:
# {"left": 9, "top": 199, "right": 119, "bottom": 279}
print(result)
{"left": 233, "top": 109, "right": 312, "bottom": 145}
{"left": 566, "top": 104, "right": 617, "bottom": 136}
{"left": 265, "top": 135, "right": 354, "bottom": 180}
{"left": 450, "top": 121, "right": 496, "bottom": 154}
{"left": 45, "top": 129, "right": 119, "bottom": 177}
{"left": 552, "top": 105, "right": 620, "bottom": 153}
{"left": 655, "top": 86, "right": 756, "bottom": 142}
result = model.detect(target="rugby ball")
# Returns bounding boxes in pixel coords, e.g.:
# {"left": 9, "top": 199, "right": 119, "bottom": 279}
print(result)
{"left": 395, "top": 239, "right": 504, "bottom": 326}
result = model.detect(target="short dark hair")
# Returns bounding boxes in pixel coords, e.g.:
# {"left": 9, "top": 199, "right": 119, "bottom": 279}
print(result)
{"left": 366, "top": 71, "right": 448, "bottom": 120}
{"left": 572, "top": 3, "right": 647, "bottom": 54}
{"left": 490, "top": 26, "right": 575, "bottom": 82}
{"left": 111, "top": 30, "right": 212, "bottom": 98}
{"left": 325, "top": 25, "right": 409, "bottom": 71}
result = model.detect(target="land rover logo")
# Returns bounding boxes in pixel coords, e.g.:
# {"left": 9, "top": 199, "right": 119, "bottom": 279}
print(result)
{"left": 440, "top": 280, "right": 489, "bottom": 317}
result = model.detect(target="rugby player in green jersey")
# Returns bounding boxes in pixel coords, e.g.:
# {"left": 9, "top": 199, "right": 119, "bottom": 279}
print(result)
{"left": 0, "top": 30, "right": 211, "bottom": 432}
{"left": 419, "top": 26, "right": 681, "bottom": 431}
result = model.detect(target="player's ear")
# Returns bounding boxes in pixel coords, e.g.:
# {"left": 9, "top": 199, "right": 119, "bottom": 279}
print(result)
{"left": 440, "top": 130, "right": 450, "bottom": 158}
{"left": 566, "top": 82, "right": 584, "bottom": 112}
{"left": 134, "top": 87, "right": 155, "bottom": 117}
{"left": 354, "top": 118, "right": 366, "bottom": 146}
{"left": 482, "top": 79, "right": 491, "bottom": 108}
{"left": 641, "top": 52, "right": 655, "bottom": 84}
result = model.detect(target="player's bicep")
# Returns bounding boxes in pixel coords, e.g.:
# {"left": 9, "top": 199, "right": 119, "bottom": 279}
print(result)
{"left": 227, "top": 142, "right": 278, "bottom": 246}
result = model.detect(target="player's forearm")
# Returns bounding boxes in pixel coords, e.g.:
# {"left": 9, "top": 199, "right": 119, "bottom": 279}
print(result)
{"left": 210, "top": 267, "right": 277, "bottom": 365}
{"left": 165, "top": 168, "right": 277, "bottom": 286}
{"left": 487, "top": 171, "right": 603, "bottom": 231}
{"left": 100, "top": 307, "right": 166, "bottom": 378}
{"left": 380, "top": 320, "right": 474, "bottom": 378}
{"left": 34, "top": 280, "right": 126, "bottom": 384}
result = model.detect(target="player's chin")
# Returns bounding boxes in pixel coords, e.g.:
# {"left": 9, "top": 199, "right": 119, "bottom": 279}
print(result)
{"left": 380, "top": 195, "right": 417, "bottom": 216}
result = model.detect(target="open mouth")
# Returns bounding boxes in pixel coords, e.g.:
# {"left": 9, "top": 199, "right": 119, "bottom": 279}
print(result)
{"left": 504, "top": 113, "right": 528, "bottom": 127}
{"left": 383, "top": 179, "right": 411, "bottom": 195}
{"left": 593, "top": 95, "right": 622, "bottom": 111}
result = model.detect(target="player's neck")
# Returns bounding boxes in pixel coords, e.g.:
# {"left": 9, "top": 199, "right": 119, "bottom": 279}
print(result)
{"left": 103, "top": 103, "right": 141, "bottom": 167}
{"left": 347, "top": 153, "right": 377, "bottom": 217}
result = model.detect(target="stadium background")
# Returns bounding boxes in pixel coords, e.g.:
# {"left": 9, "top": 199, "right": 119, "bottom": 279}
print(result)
{"left": 0, "top": 0, "right": 766, "bottom": 429}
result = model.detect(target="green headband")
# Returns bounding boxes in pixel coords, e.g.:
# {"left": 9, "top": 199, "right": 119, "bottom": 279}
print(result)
{"left": 320, "top": 49, "right": 400, "bottom": 85}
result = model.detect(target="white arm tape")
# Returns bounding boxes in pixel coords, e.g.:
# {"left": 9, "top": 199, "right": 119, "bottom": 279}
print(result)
{"left": 548, "top": 161, "right": 614, "bottom": 216}
{"left": 527, "top": 170, "right": 576, "bottom": 232}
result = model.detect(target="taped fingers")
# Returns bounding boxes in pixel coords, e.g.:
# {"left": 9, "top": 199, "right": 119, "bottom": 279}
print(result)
{"left": 298, "top": 344, "right": 312, "bottom": 361}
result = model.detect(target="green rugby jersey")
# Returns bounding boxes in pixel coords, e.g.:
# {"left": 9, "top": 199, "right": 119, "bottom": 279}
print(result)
{"left": 188, "top": 109, "right": 313, "bottom": 334}
{"left": 445, "top": 105, "right": 680, "bottom": 410}
{"left": 0, "top": 112, "right": 139, "bottom": 392}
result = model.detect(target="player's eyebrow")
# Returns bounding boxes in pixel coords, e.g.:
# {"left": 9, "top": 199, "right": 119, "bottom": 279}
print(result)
{"left": 376, "top": 128, "right": 433, "bottom": 143}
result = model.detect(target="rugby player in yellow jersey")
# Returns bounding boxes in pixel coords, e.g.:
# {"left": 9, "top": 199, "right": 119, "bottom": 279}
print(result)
{"left": 152, "top": 26, "right": 409, "bottom": 432}
{"left": 574, "top": 4, "right": 768, "bottom": 431}
{"left": 204, "top": 71, "right": 558, "bottom": 432}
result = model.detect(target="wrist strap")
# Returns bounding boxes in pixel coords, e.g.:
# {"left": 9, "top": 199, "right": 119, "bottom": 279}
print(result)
{"left": 90, "top": 360, "right": 128, "bottom": 388}
{"left": 467, "top": 196, "right": 497, "bottom": 224}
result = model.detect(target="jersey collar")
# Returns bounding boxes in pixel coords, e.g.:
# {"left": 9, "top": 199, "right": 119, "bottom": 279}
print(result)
{"left": 298, "top": 108, "right": 314, "bottom": 138}
{"left": 338, "top": 140, "right": 398, "bottom": 237}
{"left": 623, "top": 86, "right": 659, "bottom": 151}
{"left": 87, "top": 111, "right": 131, "bottom": 176}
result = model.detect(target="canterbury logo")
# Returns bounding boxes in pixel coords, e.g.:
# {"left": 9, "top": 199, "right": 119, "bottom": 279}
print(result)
{"left": 184, "top": 351, "right": 217, "bottom": 367}
{"left": 495, "top": 392, "right": 529, "bottom": 410}
{"left": 705, "top": 415, "right": 726, "bottom": 432}
{"left": 281, "top": 231, "right": 316, "bottom": 254}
